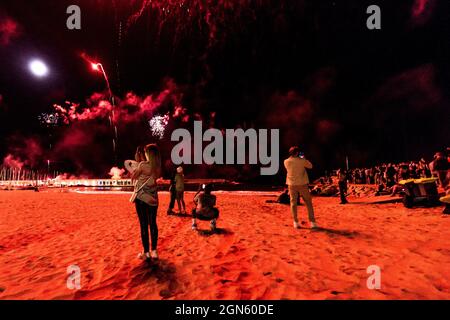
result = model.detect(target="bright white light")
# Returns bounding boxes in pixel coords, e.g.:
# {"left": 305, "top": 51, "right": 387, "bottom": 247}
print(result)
{"left": 29, "top": 60, "right": 49, "bottom": 77}
{"left": 149, "top": 114, "right": 170, "bottom": 139}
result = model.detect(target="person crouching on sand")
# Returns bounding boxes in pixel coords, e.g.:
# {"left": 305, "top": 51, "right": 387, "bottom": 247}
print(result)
{"left": 131, "top": 144, "right": 162, "bottom": 261}
{"left": 284, "top": 146, "right": 318, "bottom": 229}
{"left": 175, "top": 166, "right": 186, "bottom": 214}
{"left": 191, "top": 184, "right": 219, "bottom": 231}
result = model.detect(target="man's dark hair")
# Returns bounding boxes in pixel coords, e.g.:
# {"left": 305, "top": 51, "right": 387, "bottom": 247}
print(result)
{"left": 204, "top": 184, "right": 213, "bottom": 194}
{"left": 289, "top": 146, "right": 300, "bottom": 157}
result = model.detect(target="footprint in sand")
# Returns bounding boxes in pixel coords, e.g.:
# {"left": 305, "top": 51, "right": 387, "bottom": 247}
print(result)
{"left": 295, "top": 271, "right": 305, "bottom": 281}
{"left": 34, "top": 273, "right": 64, "bottom": 283}
{"left": 211, "top": 265, "right": 229, "bottom": 276}
{"left": 159, "top": 289, "right": 173, "bottom": 299}
{"left": 228, "top": 246, "right": 239, "bottom": 254}
{"left": 192, "top": 266, "right": 204, "bottom": 275}
{"left": 236, "top": 271, "right": 250, "bottom": 282}
{"left": 159, "top": 280, "right": 179, "bottom": 299}
{"left": 356, "top": 249, "right": 372, "bottom": 257}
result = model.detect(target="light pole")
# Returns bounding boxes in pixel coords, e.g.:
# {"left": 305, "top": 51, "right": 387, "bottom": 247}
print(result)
{"left": 28, "top": 59, "right": 51, "bottom": 183}
{"left": 91, "top": 62, "right": 119, "bottom": 165}
{"left": 91, "top": 63, "right": 112, "bottom": 98}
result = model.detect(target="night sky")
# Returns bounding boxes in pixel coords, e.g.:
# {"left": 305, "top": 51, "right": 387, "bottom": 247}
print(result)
{"left": 0, "top": 0, "right": 449, "bottom": 181}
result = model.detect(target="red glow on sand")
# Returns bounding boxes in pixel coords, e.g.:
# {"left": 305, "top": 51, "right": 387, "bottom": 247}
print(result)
{"left": 0, "top": 191, "right": 448, "bottom": 299}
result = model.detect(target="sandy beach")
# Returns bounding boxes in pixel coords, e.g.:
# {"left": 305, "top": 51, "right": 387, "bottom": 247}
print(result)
{"left": 0, "top": 189, "right": 449, "bottom": 300}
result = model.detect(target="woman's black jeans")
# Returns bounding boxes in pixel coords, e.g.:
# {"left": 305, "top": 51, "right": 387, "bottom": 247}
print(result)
{"left": 135, "top": 199, "right": 158, "bottom": 252}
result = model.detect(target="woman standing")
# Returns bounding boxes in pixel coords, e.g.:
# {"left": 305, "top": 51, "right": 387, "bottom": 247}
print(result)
{"left": 131, "top": 144, "right": 161, "bottom": 261}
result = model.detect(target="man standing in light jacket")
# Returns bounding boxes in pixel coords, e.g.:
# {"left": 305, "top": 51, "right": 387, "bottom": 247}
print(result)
{"left": 284, "top": 146, "right": 318, "bottom": 229}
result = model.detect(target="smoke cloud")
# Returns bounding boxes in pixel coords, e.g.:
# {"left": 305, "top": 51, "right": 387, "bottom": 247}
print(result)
{"left": 370, "top": 64, "right": 442, "bottom": 111}
{"left": 410, "top": 0, "right": 436, "bottom": 26}
{"left": 0, "top": 15, "right": 20, "bottom": 46}
{"left": 2, "top": 136, "right": 44, "bottom": 168}
{"left": 1, "top": 79, "right": 191, "bottom": 177}
{"left": 2, "top": 154, "right": 25, "bottom": 169}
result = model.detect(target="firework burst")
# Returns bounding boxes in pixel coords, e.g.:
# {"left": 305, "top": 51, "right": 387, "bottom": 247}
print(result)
{"left": 114, "top": 0, "right": 290, "bottom": 49}
{"left": 38, "top": 113, "right": 60, "bottom": 126}
{"left": 149, "top": 113, "right": 170, "bottom": 139}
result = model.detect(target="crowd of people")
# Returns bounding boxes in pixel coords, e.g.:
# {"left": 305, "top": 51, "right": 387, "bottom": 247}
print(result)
{"left": 128, "top": 143, "right": 448, "bottom": 263}
{"left": 332, "top": 149, "right": 449, "bottom": 204}
{"left": 336, "top": 150, "right": 449, "bottom": 190}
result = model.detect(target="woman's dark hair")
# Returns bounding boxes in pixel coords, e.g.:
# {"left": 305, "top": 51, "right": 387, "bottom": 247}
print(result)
{"left": 144, "top": 144, "right": 162, "bottom": 178}
{"left": 135, "top": 145, "right": 145, "bottom": 162}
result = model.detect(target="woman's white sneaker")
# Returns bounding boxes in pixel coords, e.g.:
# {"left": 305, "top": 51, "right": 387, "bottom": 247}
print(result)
{"left": 293, "top": 221, "right": 300, "bottom": 229}
{"left": 150, "top": 250, "right": 159, "bottom": 259}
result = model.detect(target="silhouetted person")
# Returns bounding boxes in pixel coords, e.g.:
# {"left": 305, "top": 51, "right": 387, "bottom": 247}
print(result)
{"left": 337, "top": 168, "right": 349, "bottom": 204}
{"left": 430, "top": 152, "right": 449, "bottom": 189}
{"left": 386, "top": 164, "right": 397, "bottom": 187}
{"left": 284, "top": 146, "right": 317, "bottom": 229}
{"left": 175, "top": 166, "right": 186, "bottom": 214}
{"left": 167, "top": 171, "right": 177, "bottom": 214}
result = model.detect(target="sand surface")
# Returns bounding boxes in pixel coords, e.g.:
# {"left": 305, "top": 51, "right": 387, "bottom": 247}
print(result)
{"left": 0, "top": 190, "right": 449, "bottom": 300}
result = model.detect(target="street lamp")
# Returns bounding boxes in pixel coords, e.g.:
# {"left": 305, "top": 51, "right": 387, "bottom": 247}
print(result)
{"left": 91, "top": 62, "right": 112, "bottom": 98}
{"left": 29, "top": 59, "right": 49, "bottom": 77}
{"left": 90, "top": 61, "right": 118, "bottom": 164}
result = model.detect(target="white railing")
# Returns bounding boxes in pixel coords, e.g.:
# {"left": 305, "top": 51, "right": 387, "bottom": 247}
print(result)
{"left": 0, "top": 179, "right": 133, "bottom": 188}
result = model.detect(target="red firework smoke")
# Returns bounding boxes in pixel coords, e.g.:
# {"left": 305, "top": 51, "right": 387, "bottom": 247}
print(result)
{"left": 0, "top": 16, "right": 20, "bottom": 46}
{"left": 2, "top": 154, "right": 25, "bottom": 169}
{"left": 410, "top": 0, "right": 436, "bottom": 26}
{"left": 52, "top": 78, "right": 186, "bottom": 126}
{"left": 370, "top": 64, "right": 442, "bottom": 111}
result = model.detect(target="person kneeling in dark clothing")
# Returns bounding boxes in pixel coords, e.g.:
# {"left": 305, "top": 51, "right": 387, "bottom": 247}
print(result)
{"left": 277, "top": 189, "right": 301, "bottom": 205}
{"left": 192, "top": 184, "right": 219, "bottom": 231}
